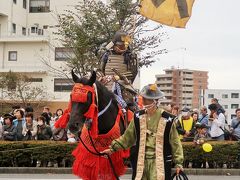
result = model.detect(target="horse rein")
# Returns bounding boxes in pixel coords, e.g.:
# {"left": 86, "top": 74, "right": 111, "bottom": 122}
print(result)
{"left": 77, "top": 83, "right": 120, "bottom": 180}
{"left": 78, "top": 129, "right": 120, "bottom": 180}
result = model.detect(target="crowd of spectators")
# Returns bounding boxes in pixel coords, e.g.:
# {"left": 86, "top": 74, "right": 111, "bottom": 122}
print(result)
{"left": 1, "top": 98, "right": 240, "bottom": 143}
{"left": 168, "top": 98, "right": 240, "bottom": 144}
{"left": 0, "top": 106, "right": 78, "bottom": 143}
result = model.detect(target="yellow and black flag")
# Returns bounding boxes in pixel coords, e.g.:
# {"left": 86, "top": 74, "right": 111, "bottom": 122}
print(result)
{"left": 139, "top": 0, "right": 195, "bottom": 28}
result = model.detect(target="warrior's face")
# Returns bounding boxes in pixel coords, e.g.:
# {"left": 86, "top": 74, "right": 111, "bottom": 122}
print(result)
{"left": 142, "top": 98, "right": 157, "bottom": 114}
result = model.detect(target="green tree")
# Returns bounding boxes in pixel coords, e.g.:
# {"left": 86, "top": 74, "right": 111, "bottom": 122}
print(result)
{"left": 51, "top": 0, "right": 167, "bottom": 76}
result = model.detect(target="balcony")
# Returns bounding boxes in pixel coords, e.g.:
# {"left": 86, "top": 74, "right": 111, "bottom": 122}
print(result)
{"left": 0, "top": 1, "right": 11, "bottom": 17}
{"left": 0, "top": 35, "right": 49, "bottom": 43}
{"left": 182, "top": 87, "right": 193, "bottom": 91}
{"left": 0, "top": 66, "right": 47, "bottom": 74}
{"left": 163, "top": 92, "right": 173, "bottom": 96}
{"left": 158, "top": 86, "right": 172, "bottom": 90}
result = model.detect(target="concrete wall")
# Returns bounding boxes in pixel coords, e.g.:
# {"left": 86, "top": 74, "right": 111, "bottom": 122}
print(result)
{"left": 203, "top": 89, "right": 240, "bottom": 124}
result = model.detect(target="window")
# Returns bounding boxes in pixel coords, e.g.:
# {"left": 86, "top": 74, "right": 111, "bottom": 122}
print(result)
{"left": 23, "top": 0, "right": 27, "bottom": 9}
{"left": 223, "top": 105, "right": 228, "bottom": 109}
{"left": 8, "top": 51, "right": 17, "bottom": 61}
{"left": 222, "top": 94, "right": 228, "bottom": 99}
{"left": 31, "top": 26, "right": 38, "bottom": 33}
{"left": 54, "top": 79, "right": 73, "bottom": 92}
{"left": 29, "top": 0, "right": 50, "bottom": 13}
{"left": 55, "top": 47, "right": 74, "bottom": 61}
{"left": 208, "top": 94, "right": 214, "bottom": 98}
{"left": 13, "top": 0, "right": 17, "bottom": 4}
{"left": 12, "top": 23, "right": 16, "bottom": 33}
{"left": 43, "top": 25, "right": 48, "bottom": 29}
{"left": 231, "top": 104, "right": 239, "bottom": 109}
{"left": 231, "top": 93, "right": 239, "bottom": 98}
{"left": 22, "top": 27, "right": 26, "bottom": 35}
{"left": 231, "top": 114, "right": 237, "bottom": 119}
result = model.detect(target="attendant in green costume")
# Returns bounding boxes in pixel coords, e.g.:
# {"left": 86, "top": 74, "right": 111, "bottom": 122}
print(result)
{"left": 102, "top": 84, "right": 184, "bottom": 180}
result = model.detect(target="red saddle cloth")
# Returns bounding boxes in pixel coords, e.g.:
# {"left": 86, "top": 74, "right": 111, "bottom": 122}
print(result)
{"left": 72, "top": 110, "right": 129, "bottom": 180}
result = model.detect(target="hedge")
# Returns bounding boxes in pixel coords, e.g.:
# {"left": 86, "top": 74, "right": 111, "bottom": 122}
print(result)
{"left": 0, "top": 141, "right": 77, "bottom": 167}
{"left": 182, "top": 141, "right": 240, "bottom": 168}
{"left": 0, "top": 141, "right": 239, "bottom": 168}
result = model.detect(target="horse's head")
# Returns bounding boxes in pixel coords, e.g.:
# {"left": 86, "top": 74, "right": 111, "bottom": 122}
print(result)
{"left": 68, "top": 70, "right": 97, "bottom": 135}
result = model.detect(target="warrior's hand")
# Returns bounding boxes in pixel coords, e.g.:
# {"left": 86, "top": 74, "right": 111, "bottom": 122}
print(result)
{"left": 101, "top": 148, "right": 113, "bottom": 156}
{"left": 176, "top": 167, "right": 183, "bottom": 175}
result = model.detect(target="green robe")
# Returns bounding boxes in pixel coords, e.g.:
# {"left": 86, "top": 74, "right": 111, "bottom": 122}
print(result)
{"left": 111, "top": 109, "right": 183, "bottom": 179}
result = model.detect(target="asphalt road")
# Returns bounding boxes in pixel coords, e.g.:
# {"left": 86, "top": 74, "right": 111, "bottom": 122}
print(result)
{"left": 0, "top": 174, "right": 239, "bottom": 180}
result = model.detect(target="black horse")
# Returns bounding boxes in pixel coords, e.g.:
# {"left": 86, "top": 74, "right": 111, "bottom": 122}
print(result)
{"left": 67, "top": 70, "right": 130, "bottom": 180}
{"left": 68, "top": 70, "right": 125, "bottom": 135}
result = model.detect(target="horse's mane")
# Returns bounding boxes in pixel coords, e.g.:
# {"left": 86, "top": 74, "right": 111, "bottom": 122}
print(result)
{"left": 95, "top": 81, "right": 118, "bottom": 107}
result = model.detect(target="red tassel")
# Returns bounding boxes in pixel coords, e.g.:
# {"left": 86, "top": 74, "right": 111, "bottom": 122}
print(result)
{"left": 54, "top": 109, "right": 70, "bottom": 128}
{"left": 84, "top": 104, "right": 98, "bottom": 138}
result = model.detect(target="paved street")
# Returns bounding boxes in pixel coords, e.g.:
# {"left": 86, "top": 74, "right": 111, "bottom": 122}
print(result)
{"left": 0, "top": 174, "right": 239, "bottom": 180}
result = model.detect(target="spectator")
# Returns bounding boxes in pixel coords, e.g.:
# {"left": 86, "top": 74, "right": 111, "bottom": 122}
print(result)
{"left": 192, "top": 123, "right": 211, "bottom": 168}
{"left": 193, "top": 123, "right": 211, "bottom": 145}
{"left": 13, "top": 109, "right": 25, "bottom": 141}
{"left": 2, "top": 114, "right": 16, "bottom": 141}
{"left": 67, "top": 130, "right": 77, "bottom": 143}
{"left": 208, "top": 104, "right": 225, "bottom": 140}
{"left": 22, "top": 113, "right": 37, "bottom": 140}
{"left": 25, "top": 105, "right": 34, "bottom": 114}
{"left": 191, "top": 112, "right": 199, "bottom": 123}
{"left": 211, "top": 98, "right": 225, "bottom": 114}
{"left": 36, "top": 116, "right": 52, "bottom": 140}
{"left": 41, "top": 112, "right": 51, "bottom": 126}
{"left": 50, "top": 109, "right": 63, "bottom": 128}
{"left": 43, "top": 106, "right": 52, "bottom": 118}
{"left": 198, "top": 106, "right": 209, "bottom": 126}
{"left": 52, "top": 127, "right": 67, "bottom": 141}
{"left": 230, "top": 108, "right": 240, "bottom": 141}
{"left": 10, "top": 105, "right": 20, "bottom": 117}
{"left": 176, "top": 107, "right": 196, "bottom": 141}
{"left": 171, "top": 104, "right": 179, "bottom": 116}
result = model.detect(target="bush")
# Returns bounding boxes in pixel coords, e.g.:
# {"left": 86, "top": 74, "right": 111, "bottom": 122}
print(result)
{"left": 182, "top": 141, "right": 240, "bottom": 168}
{"left": 0, "top": 141, "right": 77, "bottom": 167}
{"left": 0, "top": 141, "right": 239, "bottom": 168}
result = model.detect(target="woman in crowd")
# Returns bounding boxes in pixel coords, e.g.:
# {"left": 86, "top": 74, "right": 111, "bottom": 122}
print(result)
{"left": 22, "top": 112, "right": 38, "bottom": 140}
{"left": 2, "top": 114, "right": 16, "bottom": 141}
{"left": 36, "top": 116, "right": 52, "bottom": 140}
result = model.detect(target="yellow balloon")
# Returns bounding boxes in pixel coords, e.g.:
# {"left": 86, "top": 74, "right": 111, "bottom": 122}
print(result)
{"left": 202, "top": 143, "right": 212, "bottom": 152}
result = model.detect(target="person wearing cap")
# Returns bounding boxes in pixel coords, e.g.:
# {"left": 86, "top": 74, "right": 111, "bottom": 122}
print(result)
{"left": 102, "top": 84, "right": 184, "bottom": 180}
{"left": 2, "top": 114, "right": 17, "bottom": 141}
{"left": 176, "top": 107, "right": 196, "bottom": 141}
{"left": 193, "top": 123, "right": 211, "bottom": 145}
{"left": 211, "top": 98, "right": 225, "bottom": 114}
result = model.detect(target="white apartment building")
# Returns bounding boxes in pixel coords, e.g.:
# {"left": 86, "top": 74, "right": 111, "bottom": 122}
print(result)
{"left": 0, "top": 0, "right": 80, "bottom": 111}
{"left": 202, "top": 89, "right": 240, "bottom": 124}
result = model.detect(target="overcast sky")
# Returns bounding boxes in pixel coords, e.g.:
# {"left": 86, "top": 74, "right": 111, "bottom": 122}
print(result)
{"left": 140, "top": 0, "right": 240, "bottom": 89}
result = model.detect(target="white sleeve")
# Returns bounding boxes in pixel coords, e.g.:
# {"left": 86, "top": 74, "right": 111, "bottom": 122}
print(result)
{"left": 213, "top": 113, "right": 225, "bottom": 128}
